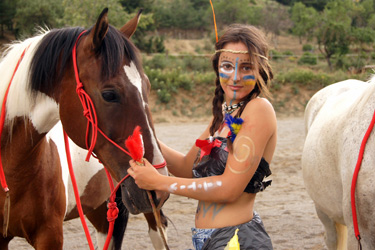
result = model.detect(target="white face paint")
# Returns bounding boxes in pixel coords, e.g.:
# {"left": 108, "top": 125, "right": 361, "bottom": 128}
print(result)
{"left": 124, "top": 62, "right": 166, "bottom": 168}
{"left": 168, "top": 181, "right": 223, "bottom": 193}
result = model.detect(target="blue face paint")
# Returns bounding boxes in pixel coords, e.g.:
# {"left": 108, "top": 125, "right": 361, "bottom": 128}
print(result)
{"left": 243, "top": 75, "right": 255, "bottom": 80}
{"left": 243, "top": 75, "right": 256, "bottom": 86}
{"left": 233, "top": 57, "right": 239, "bottom": 84}
{"left": 230, "top": 90, "right": 237, "bottom": 106}
{"left": 219, "top": 72, "right": 230, "bottom": 85}
{"left": 230, "top": 57, "right": 240, "bottom": 106}
{"left": 219, "top": 73, "right": 230, "bottom": 78}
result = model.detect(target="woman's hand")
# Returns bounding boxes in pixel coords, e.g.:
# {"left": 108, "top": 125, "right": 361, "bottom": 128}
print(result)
{"left": 127, "top": 159, "right": 161, "bottom": 190}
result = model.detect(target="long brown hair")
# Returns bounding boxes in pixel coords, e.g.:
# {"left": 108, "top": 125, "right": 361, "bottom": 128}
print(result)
{"left": 209, "top": 24, "right": 273, "bottom": 136}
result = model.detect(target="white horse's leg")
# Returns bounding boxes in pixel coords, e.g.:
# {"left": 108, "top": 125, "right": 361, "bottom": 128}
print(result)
{"left": 96, "top": 232, "right": 114, "bottom": 249}
{"left": 149, "top": 227, "right": 168, "bottom": 250}
{"left": 144, "top": 211, "right": 168, "bottom": 250}
{"left": 316, "top": 207, "right": 339, "bottom": 250}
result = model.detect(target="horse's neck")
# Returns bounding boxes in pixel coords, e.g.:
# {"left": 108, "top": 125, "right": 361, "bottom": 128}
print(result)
{"left": 1, "top": 117, "right": 51, "bottom": 173}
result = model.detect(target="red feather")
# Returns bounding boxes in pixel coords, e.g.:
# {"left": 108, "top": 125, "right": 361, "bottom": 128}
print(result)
{"left": 125, "top": 126, "right": 144, "bottom": 162}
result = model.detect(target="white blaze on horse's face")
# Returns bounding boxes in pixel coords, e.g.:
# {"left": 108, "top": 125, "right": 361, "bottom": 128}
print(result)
{"left": 124, "top": 62, "right": 166, "bottom": 170}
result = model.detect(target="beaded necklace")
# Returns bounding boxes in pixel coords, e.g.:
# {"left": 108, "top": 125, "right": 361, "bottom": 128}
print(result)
{"left": 223, "top": 101, "right": 244, "bottom": 114}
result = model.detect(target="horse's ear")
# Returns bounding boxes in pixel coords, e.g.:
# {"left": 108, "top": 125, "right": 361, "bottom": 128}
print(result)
{"left": 88, "top": 8, "right": 109, "bottom": 51}
{"left": 120, "top": 9, "right": 143, "bottom": 38}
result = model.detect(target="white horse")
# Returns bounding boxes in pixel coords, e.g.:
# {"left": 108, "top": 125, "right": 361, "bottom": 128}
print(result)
{"left": 302, "top": 76, "right": 375, "bottom": 250}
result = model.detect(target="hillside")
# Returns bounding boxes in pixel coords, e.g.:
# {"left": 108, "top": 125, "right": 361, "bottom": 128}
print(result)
{"left": 0, "top": 30, "right": 358, "bottom": 123}
{"left": 151, "top": 32, "right": 316, "bottom": 123}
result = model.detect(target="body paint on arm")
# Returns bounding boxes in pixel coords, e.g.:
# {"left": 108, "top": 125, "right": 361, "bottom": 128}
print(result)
{"left": 168, "top": 180, "right": 223, "bottom": 193}
{"left": 228, "top": 135, "right": 256, "bottom": 174}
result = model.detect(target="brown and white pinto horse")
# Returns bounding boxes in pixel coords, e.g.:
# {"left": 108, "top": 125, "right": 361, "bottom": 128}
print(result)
{"left": 0, "top": 8, "right": 168, "bottom": 250}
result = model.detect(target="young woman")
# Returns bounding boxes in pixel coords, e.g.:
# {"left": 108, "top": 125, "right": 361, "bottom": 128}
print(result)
{"left": 128, "top": 24, "right": 276, "bottom": 250}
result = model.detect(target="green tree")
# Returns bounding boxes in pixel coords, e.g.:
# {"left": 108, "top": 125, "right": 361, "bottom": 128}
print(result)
{"left": 290, "top": 2, "right": 318, "bottom": 43}
{"left": 153, "top": 0, "right": 208, "bottom": 30}
{"left": 0, "top": 0, "right": 16, "bottom": 37}
{"left": 190, "top": 0, "right": 210, "bottom": 10}
{"left": 261, "top": 2, "right": 291, "bottom": 48}
{"left": 119, "top": 0, "right": 155, "bottom": 13}
{"left": 315, "top": 0, "right": 353, "bottom": 70}
{"left": 350, "top": 0, "right": 374, "bottom": 27}
{"left": 352, "top": 26, "right": 375, "bottom": 49}
{"left": 212, "top": 0, "right": 254, "bottom": 26}
{"left": 13, "top": 0, "right": 63, "bottom": 38}
{"left": 275, "top": 0, "right": 328, "bottom": 11}
{"left": 61, "top": 0, "right": 126, "bottom": 28}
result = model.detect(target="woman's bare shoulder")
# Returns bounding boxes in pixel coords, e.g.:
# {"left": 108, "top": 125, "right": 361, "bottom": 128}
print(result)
{"left": 242, "top": 97, "right": 276, "bottom": 120}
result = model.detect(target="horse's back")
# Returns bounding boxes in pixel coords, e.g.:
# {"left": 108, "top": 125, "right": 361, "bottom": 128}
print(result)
{"left": 304, "top": 79, "right": 366, "bottom": 132}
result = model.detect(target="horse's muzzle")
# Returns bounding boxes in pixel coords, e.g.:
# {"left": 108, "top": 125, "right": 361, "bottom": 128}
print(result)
{"left": 120, "top": 179, "right": 169, "bottom": 214}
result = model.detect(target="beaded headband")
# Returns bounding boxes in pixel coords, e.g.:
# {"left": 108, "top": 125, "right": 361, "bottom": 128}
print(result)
{"left": 210, "top": 0, "right": 268, "bottom": 61}
{"left": 215, "top": 49, "right": 269, "bottom": 60}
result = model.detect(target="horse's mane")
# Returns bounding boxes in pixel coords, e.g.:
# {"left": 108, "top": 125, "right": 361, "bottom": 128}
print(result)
{"left": 30, "top": 25, "right": 142, "bottom": 96}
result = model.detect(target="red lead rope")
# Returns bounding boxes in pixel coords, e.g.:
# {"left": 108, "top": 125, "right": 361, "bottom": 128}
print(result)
{"left": 0, "top": 47, "right": 29, "bottom": 192}
{"left": 0, "top": 46, "right": 29, "bottom": 237}
{"left": 351, "top": 109, "right": 375, "bottom": 249}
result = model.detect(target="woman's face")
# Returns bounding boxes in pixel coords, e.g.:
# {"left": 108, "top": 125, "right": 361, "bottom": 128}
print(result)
{"left": 218, "top": 42, "right": 256, "bottom": 105}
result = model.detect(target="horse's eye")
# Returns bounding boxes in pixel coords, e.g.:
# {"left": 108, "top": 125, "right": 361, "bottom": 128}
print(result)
{"left": 102, "top": 90, "right": 119, "bottom": 103}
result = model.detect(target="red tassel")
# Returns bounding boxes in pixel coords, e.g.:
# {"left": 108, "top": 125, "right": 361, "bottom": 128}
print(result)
{"left": 125, "top": 126, "right": 144, "bottom": 162}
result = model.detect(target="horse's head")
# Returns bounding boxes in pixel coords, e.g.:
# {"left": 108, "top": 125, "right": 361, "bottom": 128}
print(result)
{"left": 55, "top": 9, "right": 168, "bottom": 214}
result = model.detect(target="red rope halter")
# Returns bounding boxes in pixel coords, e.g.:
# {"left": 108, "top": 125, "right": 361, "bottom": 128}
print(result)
{"left": 69, "top": 30, "right": 166, "bottom": 250}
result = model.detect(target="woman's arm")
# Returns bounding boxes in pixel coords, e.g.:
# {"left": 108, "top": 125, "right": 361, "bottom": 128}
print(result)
{"left": 129, "top": 99, "right": 276, "bottom": 203}
{"left": 157, "top": 120, "right": 212, "bottom": 178}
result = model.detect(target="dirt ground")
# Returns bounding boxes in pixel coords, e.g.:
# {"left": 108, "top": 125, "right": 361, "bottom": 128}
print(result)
{"left": 9, "top": 115, "right": 327, "bottom": 250}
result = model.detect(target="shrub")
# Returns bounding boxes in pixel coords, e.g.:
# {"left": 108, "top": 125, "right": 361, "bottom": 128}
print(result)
{"left": 298, "top": 52, "right": 317, "bottom": 65}
{"left": 302, "top": 44, "right": 313, "bottom": 52}
{"left": 270, "top": 50, "right": 282, "bottom": 61}
{"left": 157, "top": 89, "right": 172, "bottom": 103}
{"left": 283, "top": 50, "right": 294, "bottom": 56}
{"left": 274, "top": 69, "right": 332, "bottom": 89}
{"left": 144, "top": 55, "right": 169, "bottom": 69}
{"left": 182, "top": 55, "right": 212, "bottom": 72}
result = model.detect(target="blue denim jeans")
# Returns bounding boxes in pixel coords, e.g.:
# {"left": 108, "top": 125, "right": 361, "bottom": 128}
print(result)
{"left": 191, "top": 227, "right": 216, "bottom": 250}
